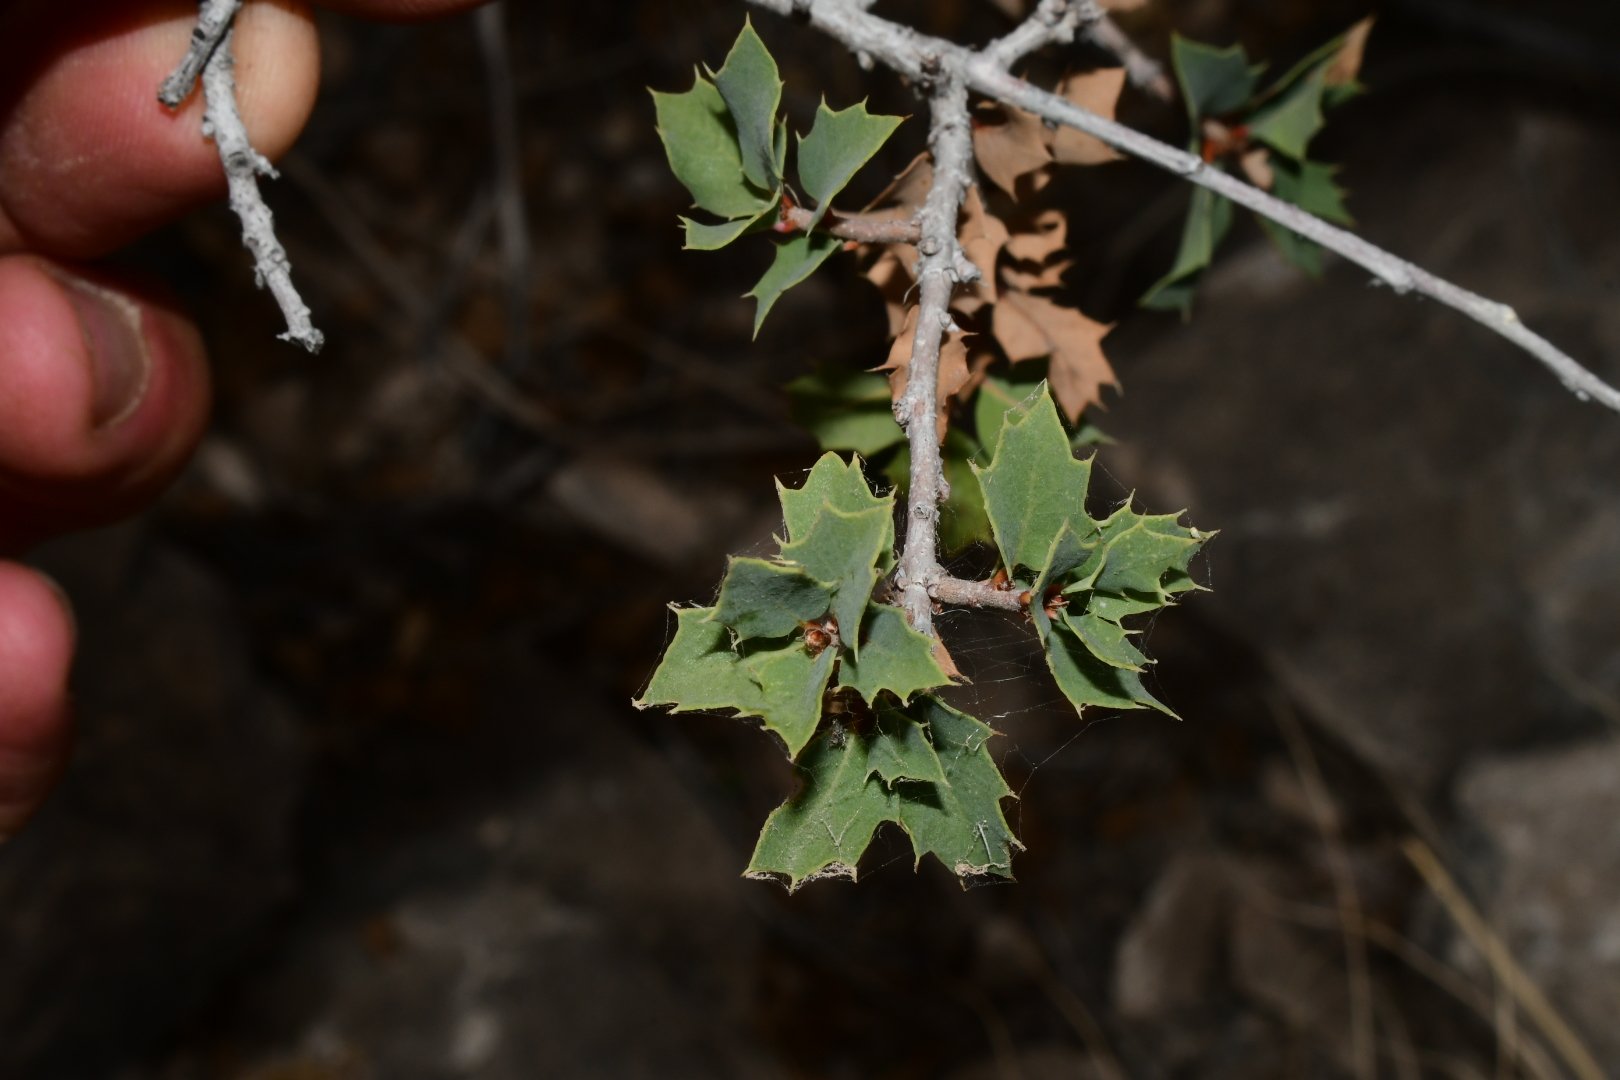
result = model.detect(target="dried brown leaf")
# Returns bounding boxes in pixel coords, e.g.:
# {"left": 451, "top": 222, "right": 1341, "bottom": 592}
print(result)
{"left": 1004, "top": 208, "right": 1066, "bottom": 264}
{"left": 1049, "top": 69, "right": 1126, "bottom": 166}
{"left": 972, "top": 104, "right": 1052, "bottom": 200}
{"left": 1239, "top": 147, "right": 1275, "bottom": 191}
{"left": 994, "top": 291, "right": 1117, "bottom": 421}
{"left": 932, "top": 637, "right": 965, "bottom": 682}
{"left": 1323, "top": 17, "right": 1375, "bottom": 88}
{"left": 866, "top": 249, "right": 914, "bottom": 339}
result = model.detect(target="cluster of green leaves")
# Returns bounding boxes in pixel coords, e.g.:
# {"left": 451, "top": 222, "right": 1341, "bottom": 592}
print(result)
{"left": 1143, "top": 24, "right": 1367, "bottom": 314}
{"left": 638, "top": 383, "right": 1208, "bottom": 889}
{"left": 787, "top": 364, "right": 1106, "bottom": 554}
{"left": 651, "top": 20, "right": 903, "bottom": 335}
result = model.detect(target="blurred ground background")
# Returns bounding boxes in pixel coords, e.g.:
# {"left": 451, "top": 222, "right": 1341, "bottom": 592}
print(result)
{"left": 4, "top": 0, "right": 1620, "bottom": 1076}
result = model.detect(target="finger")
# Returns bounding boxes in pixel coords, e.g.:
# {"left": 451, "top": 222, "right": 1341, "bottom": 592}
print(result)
{"left": 316, "top": 0, "right": 487, "bottom": 18}
{"left": 0, "top": 562, "right": 74, "bottom": 838}
{"left": 0, "top": 256, "right": 211, "bottom": 551}
{"left": 0, "top": 0, "right": 319, "bottom": 258}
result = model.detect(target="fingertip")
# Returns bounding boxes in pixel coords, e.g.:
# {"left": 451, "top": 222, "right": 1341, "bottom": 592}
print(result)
{"left": 0, "top": 255, "right": 211, "bottom": 544}
{"left": 0, "top": 562, "right": 74, "bottom": 836}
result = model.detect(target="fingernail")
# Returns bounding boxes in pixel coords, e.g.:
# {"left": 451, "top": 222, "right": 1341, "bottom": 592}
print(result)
{"left": 56, "top": 272, "right": 151, "bottom": 430}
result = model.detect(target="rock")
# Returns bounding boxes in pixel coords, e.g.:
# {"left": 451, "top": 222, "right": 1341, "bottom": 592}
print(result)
{"left": 1455, "top": 737, "right": 1620, "bottom": 1070}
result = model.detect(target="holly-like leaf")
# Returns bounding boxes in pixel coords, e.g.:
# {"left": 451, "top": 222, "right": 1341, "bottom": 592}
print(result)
{"left": 708, "top": 19, "right": 782, "bottom": 191}
{"left": 780, "top": 502, "right": 890, "bottom": 656}
{"left": 787, "top": 370, "right": 906, "bottom": 459}
{"left": 1141, "top": 185, "right": 1233, "bottom": 316}
{"left": 682, "top": 203, "right": 777, "bottom": 251}
{"left": 972, "top": 382, "right": 1093, "bottom": 575}
{"left": 742, "top": 638, "right": 838, "bottom": 756}
{"left": 637, "top": 605, "right": 768, "bottom": 716}
{"left": 745, "top": 695, "right": 1021, "bottom": 889}
{"left": 1091, "top": 505, "right": 1206, "bottom": 598}
{"left": 1064, "top": 610, "right": 1147, "bottom": 671}
{"left": 636, "top": 606, "right": 833, "bottom": 758}
{"left": 868, "top": 702, "right": 947, "bottom": 785}
{"left": 652, "top": 75, "right": 775, "bottom": 220}
{"left": 777, "top": 451, "right": 895, "bottom": 573}
{"left": 893, "top": 696, "right": 1020, "bottom": 880}
{"left": 974, "top": 369, "right": 1046, "bottom": 460}
{"left": 1028, "top": 521, "right": 1097, "bottom": 638}
{"left": 747, "top": 231, "right": 841, "bottom": 337}
{"left": 713, "top": 557, "right": 831, "bottom": 641}
{"left": 745, "top": 725, "right": 896, "bottom": 888}
{"left": 1171, "top": 36, "right": 1261, "bottom": 122}
{"left": 1247, "top": 67, "right": 1327, "bottom": 161}
{"left": 1041, "top": 614, "right": 1176, "bottom": 717}
{"left": 836, "top": 604, "right": 951, "bottom": 704}
{"left": 797, "top": 99, "right": 904, "bottom": 230}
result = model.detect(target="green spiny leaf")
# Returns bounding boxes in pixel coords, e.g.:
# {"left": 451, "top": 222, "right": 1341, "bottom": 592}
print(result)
{"left": 741, "top": 638, "right": 838, "bottom": 757}
{"left": 1091, "top": 505, "right": 1206, "bottom": 598}
{"left": 747, "top": 231, "right": 841, "bottom": 337}
{"left": 1171, "top": 36, "right": 1261, "bottom": 122}
{"left": 1042, "top": 615, "right": 1177, "bottom": 718}
{"left": 745, "top": 725, "right": 894, "bottom": 889}
{"left": 1247, "top": 67, "right": 1327, "bottom": 161}
{"left": 974, "top": 370, "right": 1045, "bottom": 463}
{"left": 894, "top": 696, "right": 1020, "bottom": 880}
{"left": 971, "top": 382, "right": 1093, "bottom": 575}
{"left": 636, "top": 606, "right": 767, "bottom": 716}
{"left": 796, "top": 98, "right": 904, "bottom": 230}
{"left": 1082, "top": 590, "right": 1164, "bottom": 620}
{"left": 709, "top": 19, "right": 783, "bottom": 191}
{"left": 746, "top": 695, "right": 1022, "bottom": 889}
{"left": 779, "top": 502, "right": 889, "bottom": 655}
{"left": 777, "top": 452, "right": 895, "bottom": 573}
{"left": 868, "top": 702, "right": 946, "bottom": 785}
{"left": 712, "top": 557, "right": 831, "bottom": 642}
{"left": 651, "top": 76, "right": 774, "bottom": 220}
{"left": 1028, "top": 522, "right": 1101, "bottom": 639}
{"left": 1064, "top": 610, "right": 1147, "bottom": 671}
{"left": 1141, "top": 185, "right": 1234, "bottom": 316}
{"left": 681, "top": 202, "right": 777, "bottom": 251}
{"left": 836, "top": 604, "right": 950, "bottom": 705}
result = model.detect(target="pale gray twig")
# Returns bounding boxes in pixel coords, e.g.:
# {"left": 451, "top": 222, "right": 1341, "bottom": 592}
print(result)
{"left": 983, "top": 0, "right": 1101, "bottom": 68}
{"left": 895, "top": 77, "right": 976, "bottom": 634}
{"left": 199, "top": 29, "right": 324, "bottom": 352}
{"left": 1085, "top": 14, "right": 1174, "bottom": 102}
{"left": 158, "top": 0, "right": 243, "bottom": 107}
{"left": 748, "top": 0, "right": 1620, "bottom": 414}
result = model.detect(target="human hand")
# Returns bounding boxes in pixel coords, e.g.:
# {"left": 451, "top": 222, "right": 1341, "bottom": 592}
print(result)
{"left": 0, "top": 0, "right": 487, "bottom": 837}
